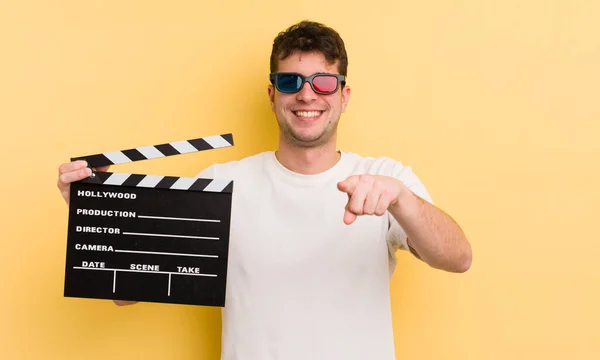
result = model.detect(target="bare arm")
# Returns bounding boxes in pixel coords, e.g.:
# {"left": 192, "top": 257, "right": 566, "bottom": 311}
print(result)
{"left": 57, "top": 160, "right": 139, "bottom": 307}
{"left": 389, "top": 189, "right": 472, "bottom": 273}
{"left": 338, "top": 174, "right": 472, "bottom": 273}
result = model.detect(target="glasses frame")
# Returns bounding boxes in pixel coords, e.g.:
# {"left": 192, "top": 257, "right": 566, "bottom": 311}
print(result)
{"left": 269, "top": 72, "right": 346, "bottom": 95}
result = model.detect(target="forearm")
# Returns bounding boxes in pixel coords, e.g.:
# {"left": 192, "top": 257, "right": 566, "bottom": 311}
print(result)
{"left": 389, "top": 190, "right": 472, "bottom": 273}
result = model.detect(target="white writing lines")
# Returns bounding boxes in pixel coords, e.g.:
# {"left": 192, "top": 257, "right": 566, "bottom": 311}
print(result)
{"left": 73, "top": 266, "right": 217, "bottom": 277}
{"left": 168, "top": 274, "right": 171, "bottom": 296}
{"left": 74, "top": 210, "right": 220, "bottom": 223}
{"left": 122, "top": 232, "right": 219, "bottom": 240}
{"left": 114, "top": 249, "right": 218, "bottom": 258}
{"left": 138, "top": 215, "right": 220, "bottom": 223}
{"left": 74, "top": 266, "right": 217, "bottom": 298}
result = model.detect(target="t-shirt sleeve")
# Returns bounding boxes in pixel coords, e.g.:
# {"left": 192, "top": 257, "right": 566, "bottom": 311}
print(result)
{"left": 385, "top": 162, "right": 434, "bottom": 253}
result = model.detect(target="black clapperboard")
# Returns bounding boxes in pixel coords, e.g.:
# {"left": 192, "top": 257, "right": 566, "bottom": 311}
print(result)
{"left": 63, "top": 133, "right": 234, "bottom": 307}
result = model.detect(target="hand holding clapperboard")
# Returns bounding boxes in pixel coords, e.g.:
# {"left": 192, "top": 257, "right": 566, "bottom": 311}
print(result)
{"left": 63, "top": 133, "right": 234, "bottom": 307}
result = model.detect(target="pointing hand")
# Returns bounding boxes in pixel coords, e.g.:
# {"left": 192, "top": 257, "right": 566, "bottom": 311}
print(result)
{"left": 337, "top": 175, "right": 407, "bottom": 225}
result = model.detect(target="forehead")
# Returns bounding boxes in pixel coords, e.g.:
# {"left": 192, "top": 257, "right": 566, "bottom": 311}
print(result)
{"left": 277, "top": 51, "right": 339, "bottom": 75}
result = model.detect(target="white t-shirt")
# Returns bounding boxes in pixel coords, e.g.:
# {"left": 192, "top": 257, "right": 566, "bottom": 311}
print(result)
{"left": 196, "top": 150, "right": 433, "bottom": 360}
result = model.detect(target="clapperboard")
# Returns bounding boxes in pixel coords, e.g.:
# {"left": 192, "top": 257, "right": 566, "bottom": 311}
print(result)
{"left": 63, "top": 133, "right": 234, "bottom": 307}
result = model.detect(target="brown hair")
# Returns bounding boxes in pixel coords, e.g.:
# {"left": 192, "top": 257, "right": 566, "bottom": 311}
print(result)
{"left": 270, "top": 20, "right": 348, "bottom": 76}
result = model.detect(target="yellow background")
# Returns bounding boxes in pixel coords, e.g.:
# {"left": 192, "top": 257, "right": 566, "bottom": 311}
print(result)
{"left": 1, "top": 1, "right": 598, "bottom": 359}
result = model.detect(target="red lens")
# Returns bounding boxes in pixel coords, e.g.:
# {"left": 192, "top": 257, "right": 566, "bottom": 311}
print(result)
{"left": 312, "top": 75, "right": 338, "bottom": 93}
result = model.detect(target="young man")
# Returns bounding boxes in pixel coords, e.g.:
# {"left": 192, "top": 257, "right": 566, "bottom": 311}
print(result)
{"left": 57, "top": 20, "right": 471, "bottom": 360}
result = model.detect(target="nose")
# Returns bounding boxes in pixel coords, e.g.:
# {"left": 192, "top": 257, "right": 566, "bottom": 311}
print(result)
{"left": 295, "top": 81, "right": 318, "bottom": 103}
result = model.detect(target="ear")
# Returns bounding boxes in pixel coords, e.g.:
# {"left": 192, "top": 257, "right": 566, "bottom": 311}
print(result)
{"left": 268, "top": 84, "right": 276, "bottom": 112}
{"left": 341, "top": 84, "right": 351, "bottom": 113}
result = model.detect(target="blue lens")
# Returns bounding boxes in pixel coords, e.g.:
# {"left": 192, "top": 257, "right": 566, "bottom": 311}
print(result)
{"left": 277, "top": 74, "right": 302, "bottom": 92}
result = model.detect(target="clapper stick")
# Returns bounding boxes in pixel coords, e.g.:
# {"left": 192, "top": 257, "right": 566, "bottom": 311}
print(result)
{"left": 63, "top": 133, "right": 235, "bottom": 307}
{"left": 69, "top": 133, "right": 234, "bottom": 192}
{"left": 71, "top": 133, "right": 234, "bottom": 168}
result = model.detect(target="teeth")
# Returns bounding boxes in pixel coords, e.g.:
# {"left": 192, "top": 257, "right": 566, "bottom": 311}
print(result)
{"left": 295, "top": 111, "right": 321, "bottom": 118}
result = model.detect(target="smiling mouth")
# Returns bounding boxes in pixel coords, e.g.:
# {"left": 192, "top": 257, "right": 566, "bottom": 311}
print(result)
{"left": 293, "top": 110, "right": 324, "bottom": 119}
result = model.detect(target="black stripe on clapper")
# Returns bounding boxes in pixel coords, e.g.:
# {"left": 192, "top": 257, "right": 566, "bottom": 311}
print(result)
{"left": 221, "top": 133, "right": 234, "bottom": 146}
{"left": 76, "top": 171, "right": 111, "bottom": 185}
{"left": 121, "top": 149, "right": 147, "bottom": 162}
{"left": 154, "top": 176, "right": 179, "bottom": 189}
{"left": 155, "top": 143, "right": 179, "bottom": 156}
{"left": 222, "top": 181, "right": 234, "bottom": 193}
{"left": 188, "top": 178, "right": 213, "bottom": 191}
{"left": 188, "top": 138, "right": 212, "bottom": 151}
{"left": 70, "top": 154, "right": 114, "bottom": 168}
{"left": 121, "top": 174, "right": 146, "bottom": 187}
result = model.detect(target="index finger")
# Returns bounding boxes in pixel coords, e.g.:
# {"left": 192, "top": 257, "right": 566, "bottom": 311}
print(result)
{"left": 337, "top": 176, "right": 360, "bottom": 195}
{"left": 93, "top": 165, "right": 111, "bottom": 173}
{"left": 58, "top": 160, "right": 88, "bottom": 175}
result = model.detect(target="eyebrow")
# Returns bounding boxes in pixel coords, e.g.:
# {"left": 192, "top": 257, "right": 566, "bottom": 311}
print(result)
{"left": 308, "top": 71, "right": 337, "bottom": 76}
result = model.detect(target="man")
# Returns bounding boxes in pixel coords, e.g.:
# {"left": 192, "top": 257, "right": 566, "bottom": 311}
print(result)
{"left": 57, "top": 20, "right": 471, "bottom": 360}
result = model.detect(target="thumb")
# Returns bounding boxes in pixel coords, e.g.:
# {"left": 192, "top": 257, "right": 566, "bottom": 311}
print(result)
{"left": 343, "top": 208, "right": 357, "bottom": 225}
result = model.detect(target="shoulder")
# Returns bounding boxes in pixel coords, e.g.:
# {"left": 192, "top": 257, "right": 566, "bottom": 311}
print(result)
{"left": 341, "top": 151, "right": 433, "bottom": 203}
{"left": 341, "top": 151, "right": 408, "bottom": 177}
{"left": 195, "top": 151, "right": 272, "bottom": 179}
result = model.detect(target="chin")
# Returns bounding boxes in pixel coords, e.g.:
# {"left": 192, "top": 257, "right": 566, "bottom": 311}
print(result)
{"left": 288, "top": 131, "right": 333, "bottom": 148}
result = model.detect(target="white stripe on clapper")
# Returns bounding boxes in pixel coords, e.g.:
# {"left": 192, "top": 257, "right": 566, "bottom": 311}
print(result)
{"left": 137, "top": 146, "right": 164, "bottom": 159}
{"left": 170, "top": 140, "right": 198, "bottom": 154}
{"left": 104, "top": 151, "right": 132, "bottom": 164}
{"left": 104, "top": 173, "right": 131, "bottom": 185}
{"left": 203, "top": 135, "right": 231, "bottom": 148}
{"left": 137, "top": 175, "right": 164, "bottom": 188}
{"left": 203, "top": 179, "right": 230, "bottom": 192}
{"left": 170, "top": 177, "right": 196, "bottom": 190}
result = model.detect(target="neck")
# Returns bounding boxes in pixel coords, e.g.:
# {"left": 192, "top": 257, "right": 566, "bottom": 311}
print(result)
{"left": 275, "top": 138, "right": 341, "bottom": 175}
